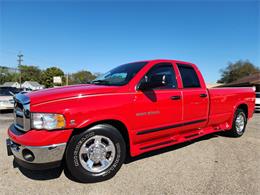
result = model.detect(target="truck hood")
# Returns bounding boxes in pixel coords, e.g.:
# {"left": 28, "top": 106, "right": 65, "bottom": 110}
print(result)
{"left": 27, "top": 84, "right": 120, "bottom": 105}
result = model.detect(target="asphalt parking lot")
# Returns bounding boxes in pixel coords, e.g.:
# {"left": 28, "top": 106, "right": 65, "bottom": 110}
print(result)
{"left": 0, "top": 111, "right": 259, "bottom": 195}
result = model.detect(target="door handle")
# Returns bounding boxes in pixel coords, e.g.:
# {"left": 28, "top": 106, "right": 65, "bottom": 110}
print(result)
{"left": 171, "top": 95, "right": 181, "bottom": 100}
{"left": 200, "top": 94, "right": 207, "bottom": 98}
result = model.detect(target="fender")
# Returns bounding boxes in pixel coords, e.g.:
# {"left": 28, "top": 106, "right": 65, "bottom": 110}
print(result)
{"left": 228, "top": 101, "right": 249, "bottom": 128}
{"left": 76, "top": 114, "right": 131, "bottom": 130}
{"left": 74, "top": 114, "right": 135, "bottom": 154}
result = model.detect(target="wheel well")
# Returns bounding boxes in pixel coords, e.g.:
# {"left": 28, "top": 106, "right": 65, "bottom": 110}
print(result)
{"left": 237, "top": 104, "right": 248, "bottom": 118}
{"left": 72, "top": 120, "right": 130, "bottom": 156}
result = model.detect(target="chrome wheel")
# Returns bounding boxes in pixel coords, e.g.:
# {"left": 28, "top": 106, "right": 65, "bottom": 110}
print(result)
{"left": 79, "top": 135, "right": 116, "bottom": 173}
{"left": 235, "top": 112, "right": 245, "bottom": 134}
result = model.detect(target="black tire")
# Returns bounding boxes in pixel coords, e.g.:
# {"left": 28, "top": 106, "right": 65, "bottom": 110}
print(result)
{"left": 65, "top": 124, "right": 126, "bottom": 183}
{"left": 228, "top": 108, "right": 247, "bottom": 137}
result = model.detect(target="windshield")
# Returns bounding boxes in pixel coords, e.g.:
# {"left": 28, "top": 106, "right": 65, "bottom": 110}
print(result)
{"left": 0, "top": 87, "right": 20, "bottom": 96}
{"left": 92, "top": 61, "right": 148, "bottom": 86}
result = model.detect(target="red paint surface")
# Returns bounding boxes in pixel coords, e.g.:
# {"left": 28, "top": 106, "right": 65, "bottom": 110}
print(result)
{"left": 8, "top": 128, "right": 73, "bottom": 146}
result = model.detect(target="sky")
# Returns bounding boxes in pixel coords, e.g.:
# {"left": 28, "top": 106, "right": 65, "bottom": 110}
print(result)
{"left": 0, "top": 0, "right": 259, "bottom": 83}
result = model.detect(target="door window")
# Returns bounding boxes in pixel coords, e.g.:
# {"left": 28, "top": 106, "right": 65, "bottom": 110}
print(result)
{"left": 141, "top": 63, "right": 177, "bottom": 89}
{"left": 177, "top": 64, "right": 201, "bottom": 88}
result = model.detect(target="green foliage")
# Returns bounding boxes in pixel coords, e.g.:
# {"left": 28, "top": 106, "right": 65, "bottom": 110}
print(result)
{"left": 217, "top": 60, "right": 259, "bottom": 84}
{"left": 19, "top": 65, "right": 41, "bottom": 83}
{"left": 1, "top": 65, "right": 97, "bottom": 88}
{"left": 40, "top": 67, "right": 64, "bottom": 88}
{"left": 69, "top": 70, "right": 97, "bottom": 84}
{"left": 0, "top": 67, "right": 20, "bottom": 84}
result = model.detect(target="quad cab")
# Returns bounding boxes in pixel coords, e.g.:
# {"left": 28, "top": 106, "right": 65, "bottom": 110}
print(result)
{"left": 6, "top": 59, "right": 255, "bottom": 182}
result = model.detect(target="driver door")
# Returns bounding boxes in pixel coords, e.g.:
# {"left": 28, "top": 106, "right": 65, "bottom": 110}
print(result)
{"left": 132, "top": 63, "right": 182, "bottom": 140}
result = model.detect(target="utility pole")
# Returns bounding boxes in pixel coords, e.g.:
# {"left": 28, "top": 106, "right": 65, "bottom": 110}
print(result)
{"left": 17, "top": 52, "right": 23, "bottom": 88}
{"left": 66, "top": 73, "right": 69, "bottom": 86}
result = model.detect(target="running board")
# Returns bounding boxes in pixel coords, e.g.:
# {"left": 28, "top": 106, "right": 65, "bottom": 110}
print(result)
{"left": 184, "top": 133, "right": 199, "bottom": 139}
{"left": 132, "top": 124, "right": 228, "bottom": 156}
{"left": 140, "top": 140, "right": 176, "bottom": 150}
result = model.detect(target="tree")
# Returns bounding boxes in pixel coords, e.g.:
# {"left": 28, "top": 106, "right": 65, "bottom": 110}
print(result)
{"left": 69, "top": 70, "right": 97, "bottom": 84}
{"left": 0, "top": 67, "right": 10, "bottom": 84}
{"left": 40, "top": 67, "right": 64, "bottom": 88}
{"left": 217, "top": 60, "right": 259, "bottom": 84}
{"left": 19, "top": 65, "right": 42, "bottom": 83}
{"left": 0, "top": 67, "right": 20, "bottom": 84}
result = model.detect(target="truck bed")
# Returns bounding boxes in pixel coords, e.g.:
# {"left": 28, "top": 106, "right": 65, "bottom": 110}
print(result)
{"left": 207, "top": 87, "right": 255, "bottom": 128}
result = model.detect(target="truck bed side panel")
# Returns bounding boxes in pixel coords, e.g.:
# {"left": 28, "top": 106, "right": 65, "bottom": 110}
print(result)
{"left": 208, "top": 87, "right": 255, "bottom": 128}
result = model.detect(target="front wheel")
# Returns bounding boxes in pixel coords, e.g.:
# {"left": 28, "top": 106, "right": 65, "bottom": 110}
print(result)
{"left": 65, "top": 124, "right": 126, "bottom": 183}
{"left": 228, "top": 108, "right": 247, "bottom": 137}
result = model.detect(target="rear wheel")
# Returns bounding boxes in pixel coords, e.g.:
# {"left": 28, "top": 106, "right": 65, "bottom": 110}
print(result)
{"left": 228, "top": 108, "right": 247, "bottom": 137}
{"left": 65, "top": 124, "right": 126, "bottom": 183}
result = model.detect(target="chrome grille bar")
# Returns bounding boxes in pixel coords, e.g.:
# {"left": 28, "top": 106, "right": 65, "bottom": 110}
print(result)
{"left": 13, "top": 93, "right": 31, "bottom": 132}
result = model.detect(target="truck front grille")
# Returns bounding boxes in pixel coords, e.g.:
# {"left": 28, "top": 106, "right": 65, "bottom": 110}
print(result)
{"left": 13, "top": 94, "right": 31, "bottom": 132}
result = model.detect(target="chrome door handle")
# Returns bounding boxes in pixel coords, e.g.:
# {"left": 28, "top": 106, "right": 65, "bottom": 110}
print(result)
{"left": 200, "top": 94, "right": 207, "bottom": 98}
{"left": 171, "top": 95, "right": 181, "bottom": 100}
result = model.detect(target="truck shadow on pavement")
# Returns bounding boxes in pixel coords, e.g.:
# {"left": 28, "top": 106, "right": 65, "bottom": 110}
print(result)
{"left": 13, "top": 132, "right": 225, "bottom": 182}
{"left": 13, "top": 160, "right": 64, "bottom": 180}
{"left": 0, "top": 109, "right": 13, "bottom": 113}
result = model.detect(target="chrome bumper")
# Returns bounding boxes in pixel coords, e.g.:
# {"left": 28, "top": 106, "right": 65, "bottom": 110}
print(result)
{"left": 7, "top": 139, "right": 66, "bottom": 164}
{"left": 0, "top": 105, "right": 14, "bottom": 110}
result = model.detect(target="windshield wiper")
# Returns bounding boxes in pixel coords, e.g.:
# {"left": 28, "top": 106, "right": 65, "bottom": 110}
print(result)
{"left": 91, "top": 80, "right": 110, "bottom": 85}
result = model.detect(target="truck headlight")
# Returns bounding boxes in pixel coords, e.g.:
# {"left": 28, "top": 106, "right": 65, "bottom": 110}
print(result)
{"left": 32, "top": 113, "right": 66, "bottom": 130}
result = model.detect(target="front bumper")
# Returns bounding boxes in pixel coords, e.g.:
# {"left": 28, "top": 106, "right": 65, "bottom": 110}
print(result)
{"left": 7, "top": 138, "right": 66, "bottom": 163}
{"left": 0, "top": 105, "right": 14, "bottom": 110}
{"left": 7, "top": 138, "right": 66, "bottom": 169}
{"left": 7, "top": 124, "right": 73, "bottom": 170}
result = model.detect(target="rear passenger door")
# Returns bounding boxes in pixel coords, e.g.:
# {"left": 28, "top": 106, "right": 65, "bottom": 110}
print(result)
{"left": 177, "top": 64, "right": 209, "bottom": 131}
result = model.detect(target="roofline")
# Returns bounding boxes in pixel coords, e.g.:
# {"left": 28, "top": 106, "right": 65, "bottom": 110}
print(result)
{"left": 149, "top": 59, "right": 193, "bottom": 63}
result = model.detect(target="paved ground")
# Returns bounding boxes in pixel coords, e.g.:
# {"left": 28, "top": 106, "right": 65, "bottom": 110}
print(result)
{"left": 0, "top": 111, "right": 259, "bottom": 195}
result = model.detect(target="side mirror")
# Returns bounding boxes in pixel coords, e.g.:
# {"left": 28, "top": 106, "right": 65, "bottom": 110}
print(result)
{"left": 138, "top": 81, "right": 150, "bottom": 91}
{"left": 138, "top": 74, "right": 167, "bottom": 91}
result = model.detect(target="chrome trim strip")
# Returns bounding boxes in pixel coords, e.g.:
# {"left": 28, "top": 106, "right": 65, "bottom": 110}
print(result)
{"left": 9, "top": 140, "right": 66, "bottom": 164}
{"left": 14, "top": 124, "right": 24, "bottom": 131}
{"left": 15, "top": 110, "right": 24, "bottom": 117}
{"left": 15, "top": 93, "right": 30, "bottom": 104}
{"left": 13, "top": 93, "right": 31, "bottom": 132}
{"left": 137, "top": 119, "right": 207, "bottom": 135}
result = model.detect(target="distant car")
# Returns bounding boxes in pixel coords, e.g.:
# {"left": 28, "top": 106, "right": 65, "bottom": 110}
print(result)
{"left": 0, "top": 87, "right": 21, "bottom": 111}
{"left": 255, "top": 92, "right": 260, "bottom": 112}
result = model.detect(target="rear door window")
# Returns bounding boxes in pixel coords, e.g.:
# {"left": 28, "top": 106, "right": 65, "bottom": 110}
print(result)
{"left": 177, "top": 64, "right": 201, "bottom": 88}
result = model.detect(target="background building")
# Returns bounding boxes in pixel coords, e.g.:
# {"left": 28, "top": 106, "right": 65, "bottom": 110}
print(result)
{"left": 21, "top": 81, "right": 44, "bottom": 91}
{"left": 220, "top": 72, "right": 260, "bottom": 92}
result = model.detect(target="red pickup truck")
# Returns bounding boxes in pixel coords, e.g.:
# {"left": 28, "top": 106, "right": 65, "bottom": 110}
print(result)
{"left": 6, "top": 59, "right": 255, "bottom": 182}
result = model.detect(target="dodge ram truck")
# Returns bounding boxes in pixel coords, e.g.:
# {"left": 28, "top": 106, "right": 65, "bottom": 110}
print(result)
{"left": 6, "top": 59, "right": 255, "bottom": 182}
